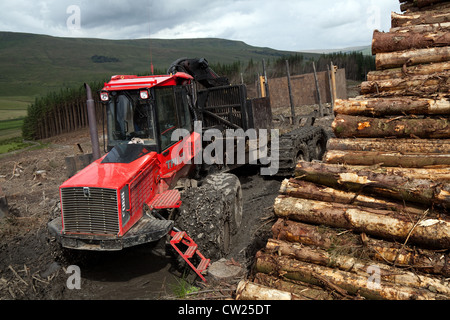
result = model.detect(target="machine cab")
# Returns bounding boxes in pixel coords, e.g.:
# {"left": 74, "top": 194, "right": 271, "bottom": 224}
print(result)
{"left": 100, "top": 73, "right": 195, "bottom": 154}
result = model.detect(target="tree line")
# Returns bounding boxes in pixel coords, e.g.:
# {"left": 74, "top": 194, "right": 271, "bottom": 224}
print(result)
{"left": 22, "top": 81, "right": 105, "bottom": 140}
{"left": 212, "top": 51, "right": 375, "bottom": 84}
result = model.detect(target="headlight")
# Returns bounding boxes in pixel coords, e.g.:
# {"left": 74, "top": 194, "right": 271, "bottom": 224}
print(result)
{"left": 100, "top": 91, "right": 109, "bottom": 102}
{"left": 140, "top": 90, "right": 149, "bottom": 100}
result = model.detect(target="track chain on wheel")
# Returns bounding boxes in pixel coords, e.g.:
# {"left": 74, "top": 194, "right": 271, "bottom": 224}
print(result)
{"left": 174, "top": 173, "right": 242, "bottom": 262}
{"left": 274, "top": 126, "right": 328, "bottom": 176}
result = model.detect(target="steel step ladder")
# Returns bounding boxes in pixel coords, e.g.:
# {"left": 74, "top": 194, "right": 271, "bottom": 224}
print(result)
{"left": 169, "top": 229, "right": 210, "bottom": 282}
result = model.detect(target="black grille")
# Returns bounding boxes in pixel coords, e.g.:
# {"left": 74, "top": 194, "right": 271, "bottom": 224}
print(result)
{"left": 61, "top": 187, "right": 119, "bottom": 235}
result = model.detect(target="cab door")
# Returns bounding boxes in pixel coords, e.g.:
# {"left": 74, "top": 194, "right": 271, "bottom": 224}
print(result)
{"left": 155, "top": 86, "right": 197, "bottom": 183}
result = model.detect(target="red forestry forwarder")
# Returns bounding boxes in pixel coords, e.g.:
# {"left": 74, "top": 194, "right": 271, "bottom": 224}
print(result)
{"left": 48, "top": 58, "right": 328, "bottom": 282}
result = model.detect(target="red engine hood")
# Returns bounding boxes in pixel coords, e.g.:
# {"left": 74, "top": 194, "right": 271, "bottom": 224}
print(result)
{"left": 60, "top": 151, "right": 159, "bottom": 190}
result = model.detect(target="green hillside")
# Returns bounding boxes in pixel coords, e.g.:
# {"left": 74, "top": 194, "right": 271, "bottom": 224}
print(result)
{"left": 0, "top": 31, "right": 308, "bottom": 98}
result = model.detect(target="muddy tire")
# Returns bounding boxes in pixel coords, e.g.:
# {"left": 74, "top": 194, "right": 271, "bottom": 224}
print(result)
{"left": 174, "top": 184, "right": 231, "bottom": 261}
{"left": 202, "top": 173, "right": 243, "bottom": 235}
{"left": 309, "top": 127, "right": 328, "bottom": 160}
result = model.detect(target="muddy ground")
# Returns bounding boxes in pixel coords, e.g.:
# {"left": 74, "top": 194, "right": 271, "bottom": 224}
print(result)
{"left": 0, "top": 103, "right": 336, "bottom": 300}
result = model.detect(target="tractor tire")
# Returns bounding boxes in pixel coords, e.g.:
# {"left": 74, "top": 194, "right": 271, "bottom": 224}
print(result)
{"left": 202, "top": 173, "right": 243, "bottom": 235}
{"left": 174, "top": 183, "right": 232, "bottom": 261}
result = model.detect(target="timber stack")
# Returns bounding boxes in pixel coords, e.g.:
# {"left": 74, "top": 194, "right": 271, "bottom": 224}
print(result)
{"left": 237, "top": 0, "right": 450, "bottom": 300}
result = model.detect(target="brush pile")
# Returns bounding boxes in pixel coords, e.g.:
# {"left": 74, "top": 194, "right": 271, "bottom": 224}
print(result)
{"left": 237, "top": 0, "right": 450, "bottom": 300}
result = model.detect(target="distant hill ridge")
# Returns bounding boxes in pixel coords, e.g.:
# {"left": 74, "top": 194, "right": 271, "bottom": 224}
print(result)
{"left": 302, "top": 45, "right": 372, "bottom": 56}
{"left": 0, "top": 31, "right": 313, "bottom": 97}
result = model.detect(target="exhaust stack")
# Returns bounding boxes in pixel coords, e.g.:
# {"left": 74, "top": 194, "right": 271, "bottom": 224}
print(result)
{"left": 85, "top": 83, "right": 101, "bottom": 161}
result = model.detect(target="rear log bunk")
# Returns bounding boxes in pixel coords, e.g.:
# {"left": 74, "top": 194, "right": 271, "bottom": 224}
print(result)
{"left": 237, "top": 0, "right": 450, "bottom": 300}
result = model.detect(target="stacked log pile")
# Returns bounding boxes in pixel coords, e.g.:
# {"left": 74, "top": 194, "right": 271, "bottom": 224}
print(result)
{"left": 237, "top": 0, "right": 450, "bottom": 300}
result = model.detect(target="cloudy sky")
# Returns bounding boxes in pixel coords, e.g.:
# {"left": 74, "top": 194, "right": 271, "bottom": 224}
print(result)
{"left": 0, "top": 0, "right": 400, "bottom": 51}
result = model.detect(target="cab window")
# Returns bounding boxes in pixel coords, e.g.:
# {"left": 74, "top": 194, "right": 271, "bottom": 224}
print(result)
{"left": 155, "top": 87, "right": 179, "bottom": 150}
{"left": 175, "top": 86, "right": 193, "bottom": 132}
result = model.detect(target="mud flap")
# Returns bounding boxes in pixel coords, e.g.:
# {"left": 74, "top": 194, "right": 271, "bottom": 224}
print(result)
{"left": 48, "top": 215, "right": 174, "bottom": 251}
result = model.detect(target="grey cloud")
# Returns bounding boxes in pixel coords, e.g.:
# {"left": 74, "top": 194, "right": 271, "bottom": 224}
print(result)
{"left": 0, "top": 0, "right": 400, "bottom": 51}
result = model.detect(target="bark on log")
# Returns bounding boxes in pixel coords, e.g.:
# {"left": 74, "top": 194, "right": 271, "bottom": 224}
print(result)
{"left": 400, "top": 2, "right": 418, "bottom": 12}
{"left": 376, "top": 46, "right": 450, "bottom": 70}
{"left": 324, "top": 149, "right": 450, "bottom": 168}
{"left": 280, "top": 179, "right": 426, "bottom": 214}
{"left": 236, "top": 280, "right": 302, "bottom": 300}
{"left": 372, "top": 30, "right": 450, "bottom": 55}
{"left": 274, "top": 196, "right": 450, "bottom": 249}
{"left": 265, "top": 239, "right": 450, "bottom": 296}
{"left": 391, "top": 22, "right": 450, "bottom": 34}
{"left": 366, "top": 239, "right": 450, "bottom": 277}
{"left": 362, "top": 88, "right": 449, "bottom": 99}
{"left": 271, "top": 218, "right": 335, "bottom": 248}
{"left": 271, "top": 219, "right": 450, "bottom": 277}
{"left": 392, "top": 9, "right": 450, "bottom": 28}
{"left": 360, "top": 72, "right": 450, "bottom": 95}
{"left": 399, "top": 1, "right": 450, "bottom": 12}
{"left": 367, "top": 61, "right": 450, "bottom": 81}
{"left": 253, "top": 273, "right": 335, "bottom": 300}
{"left": 332, "top": 114, "right": 450, "bottom": 139}
{"left": 255, "top": 252, "right": 448, "bottom": 300}
{"left": 327, "top": 137, "right": 450, "bottom": 154}
{"left": 416, "top": 0, "right": 449, "bottom": 8}
{"left": 334, "top": 97, "right": 450, "bottom": 116}
{"left": 294, "top": 161, "right": 450, "bottom": 207}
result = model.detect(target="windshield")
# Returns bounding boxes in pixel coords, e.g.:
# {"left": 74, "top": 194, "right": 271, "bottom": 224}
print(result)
{"left": 106, "top": 91, "right": 157, "bottom": 148}
{"left": 155, "top": 86, "right": 193, "bottom": 150}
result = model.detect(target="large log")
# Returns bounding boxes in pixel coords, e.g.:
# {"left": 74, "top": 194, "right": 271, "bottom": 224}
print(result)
{"left": 324, "top": 149, "right": 450, "bottom": 168}
{"left": 372, "top": 30, "right": 450, "bottom": 55}
{"left": 332, "top": 114, "right": 450, "bottom": 139}
{"left": 392, "top": 9, "right": 450, "bottom": 28}
{"left": 253, "top": 273, "right": 335, "bottom": 300}
{"left": 265, "top": 239, "right": 450, "bottom": 296}
{"left": 327, "top": 137, "right": 450, "bottom": 154}
{"left": 334, "top": 97, "right": 450, "bottom": 116}
{"left": 416, "top": 0, "right": 449, "bottom": 8}
{"left": 255, "top": 252, "right": 448, "bottom": 300}
{"left": 273, "top": 196, "right": 450, "bottom": 249}
{"left": 391, "top": 22, "right": 450, "bottom": 34}
{"left": 375, "top": 46, "right": 450, "bottom": 70}
{"left": 280, "top": 179, "right": 426, "bottom": 214}
{"left": 399, "top": 1, "right": 450, "bottom": 12}
{"left": 271, "top": 219, "right": 450, "bottom": 277}
{"left": 294, "top": 161, "right": 450, "bottom": 207}
{"left": 367, "top": 61, "right": 450, "bottom": 81}
{"left": 271, "top": 218, "right": 334, "bottom": 248}
{"left": 362, "top": 88, "right": 449, "bottom": 99}
{"left": 236, "top": 280, "right": 302, "bottom": 300}
{"left": 360, "top": 72, "right": 450, "bottom": 95}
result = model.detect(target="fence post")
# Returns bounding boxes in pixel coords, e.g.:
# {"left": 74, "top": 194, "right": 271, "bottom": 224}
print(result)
{"left": 312, "top": 61, "right": 324, "bottom": 117}
{"left": 262, "top": 59, "right": 270, "bottom": 98}
{"left": 327, "top": 64, "right": 334, "bottom": 111}
{"left": 285, "top": 60, "right": 295, "bottom": 125}
{"left": 330, "top": 61, "right": 338, "bottom": 104}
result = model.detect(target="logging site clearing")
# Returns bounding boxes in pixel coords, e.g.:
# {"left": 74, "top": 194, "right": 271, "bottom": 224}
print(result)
{"left": 2, "top": 0, "right": 450, "bottom": 302}
{"left": 0, "top": 107, "right": 333, "bottom": 300}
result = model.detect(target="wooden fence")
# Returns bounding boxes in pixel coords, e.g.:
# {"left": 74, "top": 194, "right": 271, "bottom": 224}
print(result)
{"left": 268, "top": 68, "right": 348, "bottom": 109}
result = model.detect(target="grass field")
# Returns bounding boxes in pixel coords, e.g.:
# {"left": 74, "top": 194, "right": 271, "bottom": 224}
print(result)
{"left": 0, "top": 96, "right": 33, "bottom": 147}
